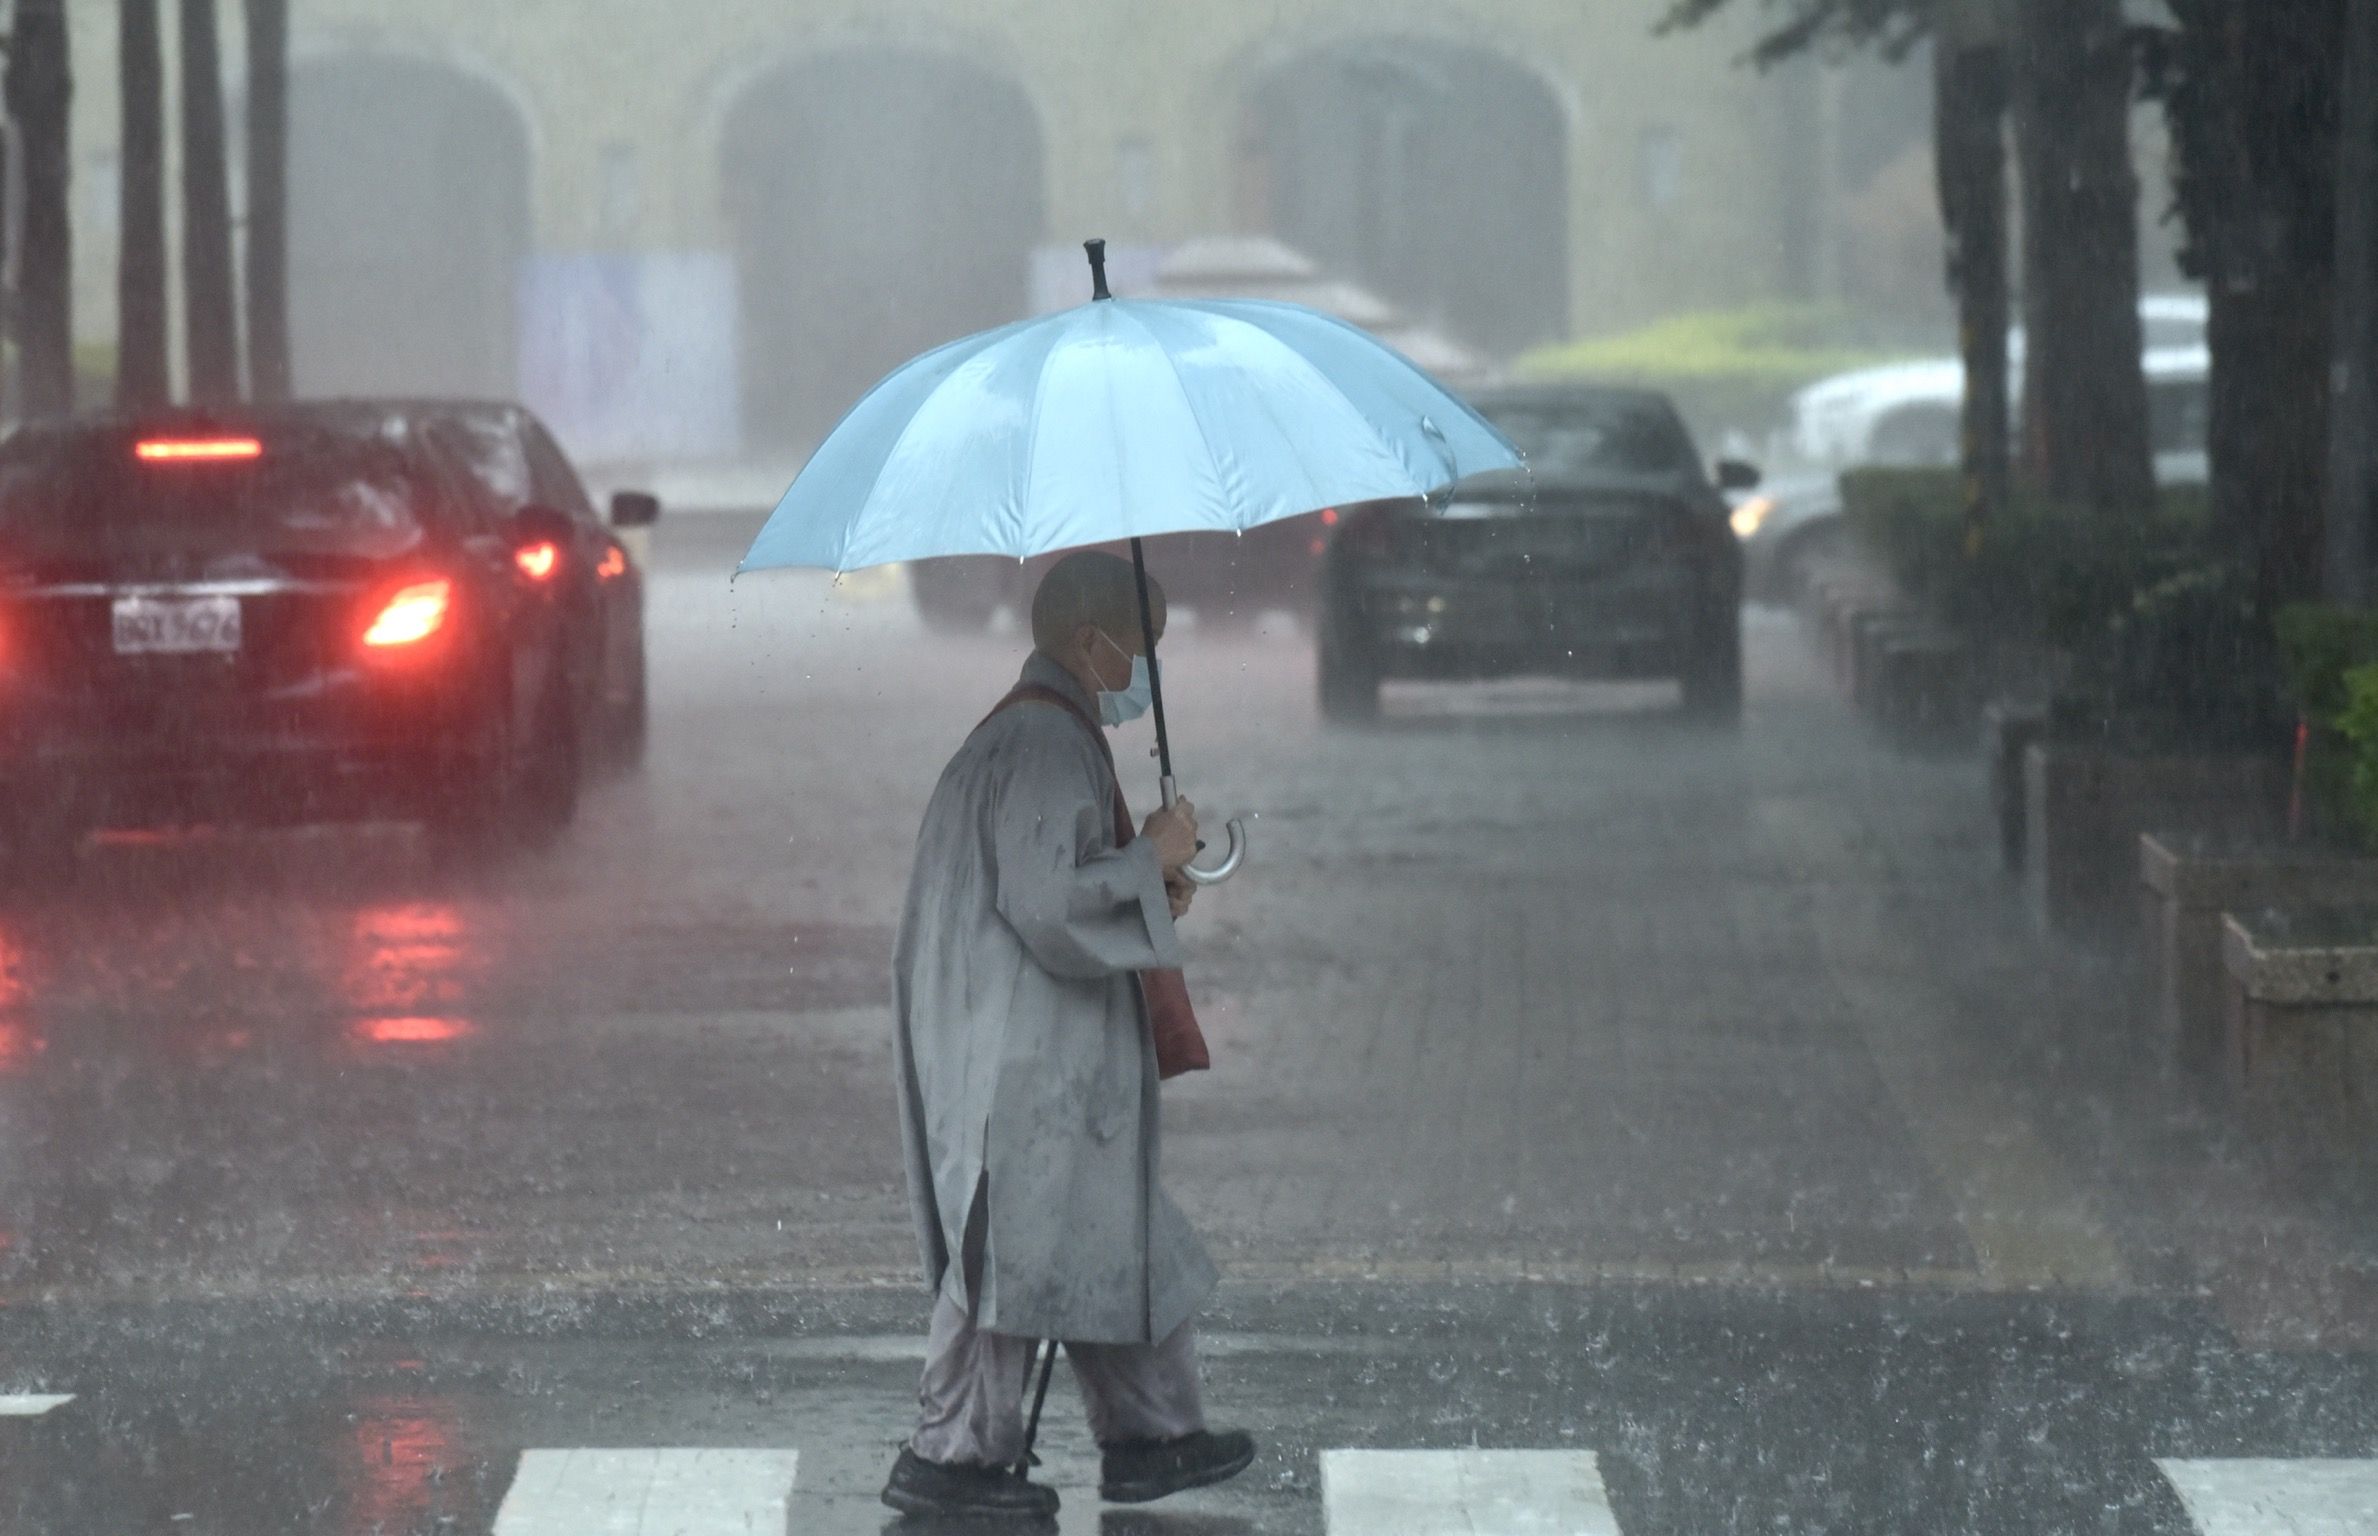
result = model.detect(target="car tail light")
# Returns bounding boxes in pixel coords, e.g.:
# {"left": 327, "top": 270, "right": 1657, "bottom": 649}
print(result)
{"left": 364, "top": 579, "right": 452, "bottom": 648}
{"left": 596, "top": 544, "right": 628, "bottom": 581}
{"left": 514, "top": 541, "right": 560, "bottom": 581}
{"left": 135, "top": 436, "right": 263, "bottom": 463}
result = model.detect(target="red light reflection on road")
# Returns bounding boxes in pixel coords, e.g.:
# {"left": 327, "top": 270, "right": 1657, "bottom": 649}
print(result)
{"left": 0, "top": 923, "right": 25, "bottom": 1011}
{"left": 345, "top": 903, "right": 478, "bottom": 1050}
{"left": 0, "top": 925, "right": 37, "bottom": 1075}
{"left": 354, "top": 1015, "right": 474, "bottom": 1047}
{"left": 342, "top": 1394, "right": 464, "bottom": 1534}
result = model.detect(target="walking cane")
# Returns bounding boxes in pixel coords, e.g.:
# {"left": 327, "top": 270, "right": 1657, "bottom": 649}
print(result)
{"left": 1016, "top": 1339, "right": 1060, "bottom": 1479}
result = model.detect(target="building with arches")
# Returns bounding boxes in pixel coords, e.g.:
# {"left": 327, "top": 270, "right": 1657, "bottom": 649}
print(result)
{"left": 58, "top": 1, "right": 1917, "bottom": 462}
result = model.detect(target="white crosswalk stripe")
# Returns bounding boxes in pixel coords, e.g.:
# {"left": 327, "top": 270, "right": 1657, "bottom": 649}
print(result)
{"left": 490, "top": 1447, "right": 800, "bottom": 1536}
{"left": 0, "top": 1394, "right": 73, "bottom": 1416}
{"left": 1322, "top": 1449, "right": 1621, "bottom": 1535}
{"left": 18, "top": 1416, "right": 2378, "bottom": 1534}
{"left": 2159, "top": 1458, "right": 2378, "bottom": 1535}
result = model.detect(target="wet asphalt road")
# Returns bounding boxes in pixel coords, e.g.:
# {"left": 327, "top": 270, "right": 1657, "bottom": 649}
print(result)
{"left": 1, "top": 513, "right": 2375, "bottom": 1532}
{"left": 8, "top": 1284, "right": 2378, "bottom": 1533}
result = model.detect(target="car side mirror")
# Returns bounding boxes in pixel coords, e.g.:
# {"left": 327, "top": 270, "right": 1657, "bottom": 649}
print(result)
{"left": 610, "top": 491, "right": 661, "bottom": 529}
{"left": 1715, "top": 459, "right": 1763, "bottom": 493}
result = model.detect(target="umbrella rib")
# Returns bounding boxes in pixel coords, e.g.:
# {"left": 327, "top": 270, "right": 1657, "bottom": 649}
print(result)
{"left": 855, "top": 324, "right": 1045, "bottom": 567}
{"left": 1183, "top": 306, "right": 1375, "bottom": 522}
{"left": 1134, "top": 302, "right": 1364, "bottom": 530}
{"left": 825, "top": 322, "right": 1017, "bottom": 572}
{"left": 1239, "top": 304, "right": 1456, "bottom": 497}
{"left": 1015, "top": 307, "right": 1082, "bottom": 560}
{"left": 1116, "top": 303, "right": 1242, "bottom": 527}
{"left": 1201, "top": 299, "right": 1493, "bottom": 493}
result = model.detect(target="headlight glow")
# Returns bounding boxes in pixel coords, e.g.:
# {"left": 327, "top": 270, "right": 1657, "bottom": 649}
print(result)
{"left": 1730, "top": 496, "right": 1778, "bottom": 541}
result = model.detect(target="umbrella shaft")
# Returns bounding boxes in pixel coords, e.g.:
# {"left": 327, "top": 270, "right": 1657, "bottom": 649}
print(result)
{"left": 1129, "top": 537, "right": 1175, "bottom": 782}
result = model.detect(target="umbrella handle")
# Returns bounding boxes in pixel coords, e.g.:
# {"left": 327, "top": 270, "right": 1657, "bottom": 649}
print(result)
{"left": 1162, "top": 775, "right": 1247, "bottom": 886}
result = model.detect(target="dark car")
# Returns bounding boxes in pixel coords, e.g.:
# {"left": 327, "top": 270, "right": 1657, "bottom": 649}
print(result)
{"left": 0, "top": 407, "right": 640, "bottom": 872}
{"left": 1316, "top": 382, "right": 1749, "bottom": 722}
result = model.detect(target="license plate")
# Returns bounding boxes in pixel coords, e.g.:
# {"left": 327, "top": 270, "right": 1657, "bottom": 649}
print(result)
{"left": 112, "top": 594, "right": 242, "bottom": 655}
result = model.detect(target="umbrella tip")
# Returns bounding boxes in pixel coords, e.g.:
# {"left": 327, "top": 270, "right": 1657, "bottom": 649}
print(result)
{"left": 1084, "top": 238, "right": 1111, "bottom": 301}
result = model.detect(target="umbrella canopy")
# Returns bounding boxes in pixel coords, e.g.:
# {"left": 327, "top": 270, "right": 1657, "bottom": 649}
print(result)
{"left": 735, "top": 292, "right": 1520, "bottom": 576}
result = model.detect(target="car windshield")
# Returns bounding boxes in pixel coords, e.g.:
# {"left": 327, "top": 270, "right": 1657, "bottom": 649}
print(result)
{"left": 0, "top": 434, "right": 430, "bottom": 560}
{"left": 1472, "top": 395, "right": 1699, "bottom": 481}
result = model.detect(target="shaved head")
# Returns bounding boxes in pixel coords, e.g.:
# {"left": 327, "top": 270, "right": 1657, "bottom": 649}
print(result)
{"left": 1031, "top": 550, "right": 1167, "bottom": 657}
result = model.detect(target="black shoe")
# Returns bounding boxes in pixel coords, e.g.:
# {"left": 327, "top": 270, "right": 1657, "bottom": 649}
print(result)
{"left": 881, "top": 1446, "right": 1060, "bottom": 1520}
{"left": 1098, "top": 1428, "right": 1257, "bottom": 1504}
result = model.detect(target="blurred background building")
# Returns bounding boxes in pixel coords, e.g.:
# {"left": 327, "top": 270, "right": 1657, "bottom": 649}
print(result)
{"left": 58, "top": 0, "right": 1942, "bottom": 471}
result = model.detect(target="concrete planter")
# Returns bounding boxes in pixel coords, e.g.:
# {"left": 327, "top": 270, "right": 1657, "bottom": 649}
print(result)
{"left": 2140, "top": 831, "right": 2378, "bottom": 1078}
{"left": 1985, "top": 700, "right": 2048, "bottom": 873}
{"left": 2025, "top": 741, "right": 2284, "bottom": 935}
{"left": 2221, "top": 907, "right": 2378, "bottom": 1166}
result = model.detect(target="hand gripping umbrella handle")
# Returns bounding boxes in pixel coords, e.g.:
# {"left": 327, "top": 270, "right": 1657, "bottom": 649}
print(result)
{"left": 1162, "top": 775, "right": 1246, "bottom": 886}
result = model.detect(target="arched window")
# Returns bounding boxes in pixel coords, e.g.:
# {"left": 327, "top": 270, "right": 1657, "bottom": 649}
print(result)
{"left": 721, "top": 51, "right": 1045, "bottom": 450}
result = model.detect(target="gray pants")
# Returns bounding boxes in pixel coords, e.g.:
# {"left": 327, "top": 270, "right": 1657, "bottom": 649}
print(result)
{"left": 912, "top": 1182, "right": 1206, "bottom": 1467}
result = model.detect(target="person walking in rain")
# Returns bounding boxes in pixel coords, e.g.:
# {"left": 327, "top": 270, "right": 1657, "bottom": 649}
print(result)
{"left": 881, "top": 550, "right": 1257, "bottom": 1520}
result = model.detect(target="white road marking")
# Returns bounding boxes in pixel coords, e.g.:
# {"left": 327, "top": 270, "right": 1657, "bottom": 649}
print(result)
{"left": 492, "top": 1448, "right": 799, "bottom": 1536}
{"left": 1322, "top": 1449, "right": 1620, "bottom": 1535}
{"left": 0, "top": 1394, "right": 73, "bottom": 1416}
{"left": 2159, "top": 1458, "right": 2378, "bottom": 1534}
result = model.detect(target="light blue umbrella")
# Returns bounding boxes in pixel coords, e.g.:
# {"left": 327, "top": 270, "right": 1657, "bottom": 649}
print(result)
{"left": 736, "top": 247, "right": 1520, "bottom": 574}
{"left": 737, "top": 240, "right": 1524, "bottom": 883}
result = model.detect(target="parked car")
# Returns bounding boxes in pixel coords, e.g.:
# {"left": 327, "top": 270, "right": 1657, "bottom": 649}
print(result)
{"left": 0, "top": 405, "right": 652, "bottom": 873}
{"left": 1787, "top": 292, "right": 2210, "bottom": 472}
{"left": 1744, "top": 351, "right": 2212, "bottom": 604}
{"left": 1316, "top": 382, "right": 1748, "bottom": 723}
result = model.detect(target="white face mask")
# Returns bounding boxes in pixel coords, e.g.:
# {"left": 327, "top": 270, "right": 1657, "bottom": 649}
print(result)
{"left": 1091, "top": 629, "right": 1154, "bottom": 728}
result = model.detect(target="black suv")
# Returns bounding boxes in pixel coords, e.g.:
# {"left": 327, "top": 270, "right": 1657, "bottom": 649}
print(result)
{"left": 0, "top": 407, "right": 647, "bottom": 872}
{"left": 1317, "top": 382, "right": 1749, "bottom": 722}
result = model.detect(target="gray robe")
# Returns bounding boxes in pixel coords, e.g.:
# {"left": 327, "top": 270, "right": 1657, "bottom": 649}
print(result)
{"left": 892, "top": 653, "right": 1218, "bottom": 1345}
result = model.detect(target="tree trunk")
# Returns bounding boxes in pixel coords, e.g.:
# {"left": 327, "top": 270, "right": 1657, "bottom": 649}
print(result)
{"left": 2165, "top": 0, "right": 2345, "bottom": 611}
{"left": 243, "top": 0, "right": 291, "bottom": 401}
{"left": 180, "top": 0, "right": 241, "bottom": 403}
{"left": 7, "top": 0, "right": 74, "bottom": 419}
{"left": 1935, "top": 38, "right": 2011, "bottom": 535}
{"left": 2327, "top": 0, "right": 2378, "bottom": 605}
{"left": 118, "top": 0, "right": 170, "bottom": 411}
{"left": 2009, "top": 0, "right": 2155, "bottom": 519}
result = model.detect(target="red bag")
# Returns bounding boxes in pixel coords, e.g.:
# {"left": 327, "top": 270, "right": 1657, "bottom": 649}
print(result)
{"left": 984, "top": 685, "right": 1211, "bottom": 1079}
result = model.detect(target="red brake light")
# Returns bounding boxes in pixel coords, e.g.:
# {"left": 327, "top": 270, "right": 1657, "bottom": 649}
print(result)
{"left": 1320, "top": 507, "right": 1340, "bottom": 526}
{"left": 136, "top": 437, "right": 263, "bottom": 463}
{"left": 364, "top": 579, "right": 452, "bottom": 648}
{"left": 596, "top": 545, "right": 628, "bottom": 581}
{"left": 514, "top": 541, "right": 560, "bottom": 581}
